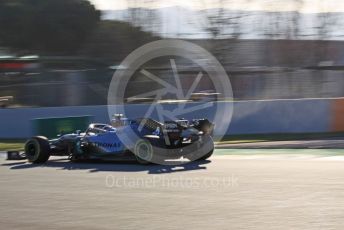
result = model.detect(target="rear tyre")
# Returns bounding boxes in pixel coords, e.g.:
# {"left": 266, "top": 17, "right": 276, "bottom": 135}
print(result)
{"left": 199, "top": 135, "right": 214, "bottom": 160}
{"left": 198, "top": 149, "right": 214, "bottom": 160}
{"left": 187, "top": 135, "right": 214, "bottom": 161}
{"left": 25, "top": 136, "right": 51, "bottom": 163}
{"left": 134, "top": 139, "right": 154, "bottom": 165}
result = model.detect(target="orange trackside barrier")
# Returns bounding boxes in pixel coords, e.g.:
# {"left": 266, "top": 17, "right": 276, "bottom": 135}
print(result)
{"left": 331, "top": 98, "right": 344, "bottom": 132}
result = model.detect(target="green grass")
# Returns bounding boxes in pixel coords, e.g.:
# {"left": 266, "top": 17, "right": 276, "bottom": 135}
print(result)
{"left": 214, "top": 148, "right": 344, "bottom": 156}
{"left": 0, "top": 140, "right": 25, "bottom": 151}
{"left": 215, "top": 132, "right": 344, "bottom": 145}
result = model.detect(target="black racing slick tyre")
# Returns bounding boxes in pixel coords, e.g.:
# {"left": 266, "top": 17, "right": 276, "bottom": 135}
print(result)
{"left": 198, "top": 149, "right": 214, "bottom": 160}
{"left": 25, "top": 136, "right": 51, "bottom": 163}
{"left": 134, "top": 139, "right": 154, "bottom": 165}
{"left": 187, "top": 135, "right": 214, "bottom": 161}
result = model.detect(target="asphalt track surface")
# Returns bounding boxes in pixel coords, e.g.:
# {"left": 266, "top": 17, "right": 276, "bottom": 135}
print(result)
{"left": 1, "top": 149, "right": 344, "bottom": 230}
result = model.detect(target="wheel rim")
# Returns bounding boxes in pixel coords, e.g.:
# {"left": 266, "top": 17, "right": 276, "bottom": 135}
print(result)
{"left": 26, "top": 142, "right": 37, "bottom": 157}
{"left": 135, "top": 141, "right": 153, "bottom": 162}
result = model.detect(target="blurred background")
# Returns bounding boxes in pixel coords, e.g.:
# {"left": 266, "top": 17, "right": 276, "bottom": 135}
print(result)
{"left": 1, "top": 0, "right": 344, "bottom": 108}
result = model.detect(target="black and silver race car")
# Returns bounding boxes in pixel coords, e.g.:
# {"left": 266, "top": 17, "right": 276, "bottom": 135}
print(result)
{"left": 24, "top": 116, "right": 215, "bottom": 165}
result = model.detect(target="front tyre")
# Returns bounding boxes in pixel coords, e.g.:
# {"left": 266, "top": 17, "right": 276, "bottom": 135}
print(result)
{"left": 25, "top": 136, "right": 51, "bottom": 163}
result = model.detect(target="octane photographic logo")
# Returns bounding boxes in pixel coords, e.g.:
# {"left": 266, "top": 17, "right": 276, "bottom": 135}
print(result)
{"left": 107, "top": 40, "right": 233, "bottom": 165}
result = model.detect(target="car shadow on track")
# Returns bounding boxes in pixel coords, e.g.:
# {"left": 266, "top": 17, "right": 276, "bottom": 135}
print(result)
{"left": 2, "top": 158, "right": 211, "bottom": 174}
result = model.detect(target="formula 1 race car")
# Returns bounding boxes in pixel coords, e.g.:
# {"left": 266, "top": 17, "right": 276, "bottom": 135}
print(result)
{"left": 24, "top": 115, "right": 215, "bottom": 165}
